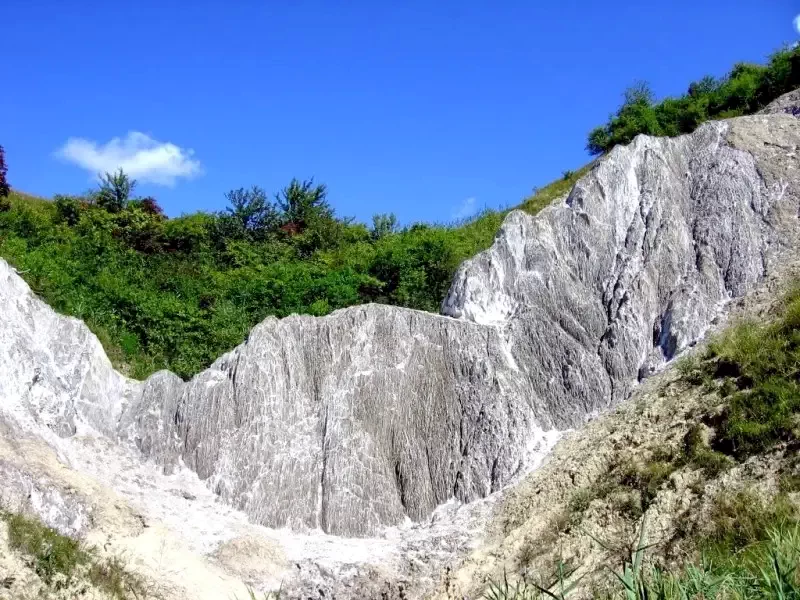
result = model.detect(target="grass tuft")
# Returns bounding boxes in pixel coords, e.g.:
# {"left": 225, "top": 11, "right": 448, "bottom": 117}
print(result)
{"left": 675, "top": 286, "right": 800, "bottom": 460}
{"left": 3, "top": 511, "right": 85, "bottom": 587}
{"left": 1, "top": 510, "right": 148, "bottom": 598}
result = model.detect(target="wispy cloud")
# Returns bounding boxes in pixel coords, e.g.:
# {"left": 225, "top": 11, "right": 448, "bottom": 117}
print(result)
{"left": 452, "top": 196, "right": 477, "bottom": 220}
{"left": 56, "top": 131, "right": 202, "bottom": 186}
{"left": 795, "top": 14, "right": 800, "bottom": 35}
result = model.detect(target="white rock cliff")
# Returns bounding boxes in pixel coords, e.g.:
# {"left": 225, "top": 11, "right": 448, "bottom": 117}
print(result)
{"left": 1, "top": 104, "right": 799, "bottom": 597}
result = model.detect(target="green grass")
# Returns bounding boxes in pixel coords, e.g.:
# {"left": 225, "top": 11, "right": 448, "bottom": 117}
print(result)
{"left": 488, "top": 490, "right": 800, "bottom": 600}
{"left": 2, "top": 511, "right": 147, "bottom": 598}
{"left": 4, "top": 511, "right": 85, "bottom": 587}
{"left": 518, "top": 165, "right": 591, "bottom": 215}
{"left": 677, "top": 285, "right": 800, "bottom": 460}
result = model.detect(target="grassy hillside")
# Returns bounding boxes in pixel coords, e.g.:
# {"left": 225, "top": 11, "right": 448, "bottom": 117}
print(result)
{"left": 0, "top": 170, "right": 585, "bottom": 379}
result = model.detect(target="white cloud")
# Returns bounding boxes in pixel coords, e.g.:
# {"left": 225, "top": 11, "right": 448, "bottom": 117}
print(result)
{"left": 795, "top": 14, "right": 800, "bottom": 35}
{"left": 57, "top": 131, "right": 202, "bottom": 186}
{"left": 452, "top": 196, "right": 477, "bottom": 220}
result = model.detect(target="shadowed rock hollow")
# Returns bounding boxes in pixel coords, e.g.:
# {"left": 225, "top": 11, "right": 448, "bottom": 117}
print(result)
{"left": 2, "top": 111, "right": 799, "bottom": 542}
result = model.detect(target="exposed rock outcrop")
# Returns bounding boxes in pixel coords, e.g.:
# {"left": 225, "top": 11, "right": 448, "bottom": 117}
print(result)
{"left": 444, "top": 114, "right": 800, "bottom": 416}
{"left": 118, "top": 307, "right": 556, "bottom": 536}
{"left": 760, "top": 88, "right": 800, "bottom": 115}
{"left": 1, "top": 106, "right": 799, "bottom": 553}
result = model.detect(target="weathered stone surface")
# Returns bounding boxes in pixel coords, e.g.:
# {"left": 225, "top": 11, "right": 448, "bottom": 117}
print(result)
{"left": 444, "top": 115, "right": 800, "bottom": 418}
{"left": 0, "top": 260, "right": 137, "bottom": 440}
{"left": 760, "top": 88, "right": 800, "bottom": 115}
{"left": 118, "top": 306, "right": 554, "bottom": 536}
{"left": 1, "top": 107, "right": 799, "bottom": 543}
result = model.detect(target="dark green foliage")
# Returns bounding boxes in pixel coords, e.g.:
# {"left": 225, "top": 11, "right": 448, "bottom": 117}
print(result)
{"left": 0, "top": 144, "right": 9, "bottom": 198}
{"left": 276, "top": 178, "right": 332, "bottom": 232}
{"left": 54, "top": 194, "right": 82, "bottom": 226}
{"left": 222, "top": 186, "right": 279, "bottom": 241}
{"left": 0, "top": 178, "right": 530, "bottom": 379}
{"left": 587, "top": 46, "right": 800, "bottom": 155}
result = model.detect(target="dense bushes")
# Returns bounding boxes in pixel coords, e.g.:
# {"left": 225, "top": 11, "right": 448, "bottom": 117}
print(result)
{"left": 587, "top": 45, "right": 800, "bottom": 154}
{"left": 0, "top": 170, "right": 549, "bottom": 379}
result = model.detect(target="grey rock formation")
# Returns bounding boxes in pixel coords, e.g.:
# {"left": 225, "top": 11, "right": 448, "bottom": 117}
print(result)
{"left": 444, "top": 114, "right": 800, "bottom": 417}
{"left": 118, "top": 112, "right": 800, "bottom": 536}
{"left": 118, "top": 306, "right": 550, "bottom": 536}
{"left": 0, "top": 260, "right": 136, "bottom": 440}
{"left": 1, "top": 107, "right": 799, "bottom": 540}
{"left": 760, "top": 88, "right": 800, "bottom": 116}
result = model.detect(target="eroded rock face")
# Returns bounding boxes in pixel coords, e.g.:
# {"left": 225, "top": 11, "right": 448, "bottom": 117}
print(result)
{"left": 1, "top": 110, "right": 799, "bottom": 540}
{"left": 444, "top": 115, "right": 800, "bottom": 416}
{"left": 0, "top": 261, "right": 137, "bottom": 440}
{"left": 118, "top": 306, "right": 555, "bottom": 536}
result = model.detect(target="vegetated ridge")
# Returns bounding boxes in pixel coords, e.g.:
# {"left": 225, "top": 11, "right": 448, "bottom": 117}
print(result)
{"left": 0, "top": 45, "right": 797, "bottom": 381}
{"left": 0, "top": 61, "right": 799, "bottom": 600}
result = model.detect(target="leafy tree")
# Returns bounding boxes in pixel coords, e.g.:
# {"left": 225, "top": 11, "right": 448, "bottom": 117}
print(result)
{"left": 623, "top": 80, "right": 655, "bottom": 106}
{"left": 688, "top": 75, "right": 718, "bottom": 98}
{"left": 138, "top": 197, "right": 165, "bottom": 217}
{"left": 0, "top": 144, "right": 10, "bottom": 200}
{"left": 277, "top": 178, "right": 332, "bottom": 231}
{"left": 222, "top": 186, "right": 279, "bottom": 240}
{"left": 370, "top": 213, "right": 398, "bottom": 240}
{"left": 96, "top": 168, "right": 135, "bottom": 213}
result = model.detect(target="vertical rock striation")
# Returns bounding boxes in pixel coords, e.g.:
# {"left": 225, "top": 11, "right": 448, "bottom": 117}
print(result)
{"left": 1, "top": 110, "right": 799, "bottom": 538}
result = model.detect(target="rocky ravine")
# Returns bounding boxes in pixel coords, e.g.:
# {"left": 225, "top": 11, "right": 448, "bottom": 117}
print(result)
{"left": 0, "top": 100, "right": 799, "bottom": 598}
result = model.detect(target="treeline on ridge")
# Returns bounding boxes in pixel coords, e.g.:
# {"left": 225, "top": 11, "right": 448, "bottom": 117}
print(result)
{"left": 0, "top": 45, "right": 797, "bottom": 380}
{"left": 0, "top": 166, "right": 514, "bottom": 379}
{"left": 586, "top": 44, "right": 800, "bottom": 154}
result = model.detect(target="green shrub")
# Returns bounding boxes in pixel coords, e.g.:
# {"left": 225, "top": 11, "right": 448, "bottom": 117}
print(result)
{"left": 682, "top": 424, "right": 732, "bottom": 477}
{"left": 587, "top": 45, "right": 800, "bottom": 155}
{"left": 674, "top": 285, "right": 800, "bottom": 460}
{"left": 54, "top": 194, "right": 82, "bottom": 226}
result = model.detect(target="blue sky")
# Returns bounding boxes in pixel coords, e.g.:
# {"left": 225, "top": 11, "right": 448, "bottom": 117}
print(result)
{"left": 2, "top": 2, "right": 797, "bottom": 225}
